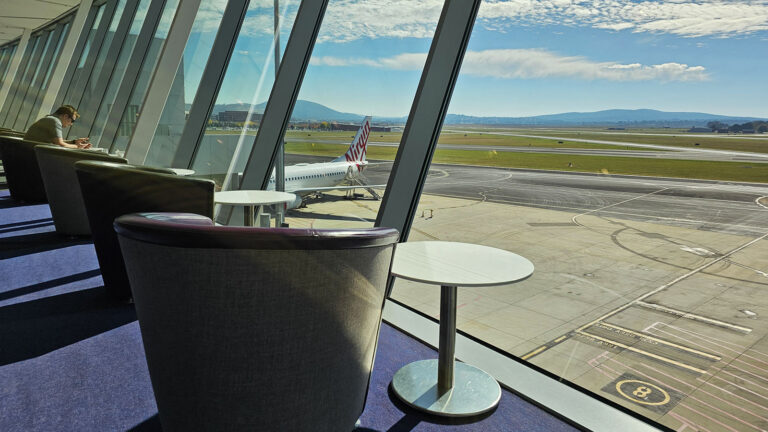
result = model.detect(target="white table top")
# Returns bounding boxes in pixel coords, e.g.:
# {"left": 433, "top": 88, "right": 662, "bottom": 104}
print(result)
{"left": 391, "top": 241, "right": 534, "bottom": 287}
{"left": 214, "top": 190, "right": 297, "bottom": 206}
{"left": 169, "top": 168, "right": 195, "bottom": 176}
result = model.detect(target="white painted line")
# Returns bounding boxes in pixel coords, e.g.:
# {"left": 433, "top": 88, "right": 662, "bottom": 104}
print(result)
{"left": 597, "top": 322, "right": 721, "bottom": 360}
{"left": 572, "top": 187, "right": 671, "bottom": 226}
{"left": 576, "top": 330, "right": 707, "bottom": 373}
{"left": 756, "top": 196, "right": 768, "bottom": 210}
{"left": 636, "top": 301, "right": 752, "bottom": 334}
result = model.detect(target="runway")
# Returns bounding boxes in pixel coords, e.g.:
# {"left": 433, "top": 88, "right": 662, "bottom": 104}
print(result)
{"left": 285, "top": 152, "right": 768, "bottom": 237}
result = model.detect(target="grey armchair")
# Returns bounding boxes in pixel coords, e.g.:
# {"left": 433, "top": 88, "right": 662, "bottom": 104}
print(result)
{"left": 35, "top": 145, "right": 127, "bottom": 235}
{"left": 114, "top": 212, "right": 399, "bottom": 432}
{"left": 75, "top": 161, "right": 215, "bottom": 299}
{"left": 0, "top": 137, "right": 48, "bottom": 202}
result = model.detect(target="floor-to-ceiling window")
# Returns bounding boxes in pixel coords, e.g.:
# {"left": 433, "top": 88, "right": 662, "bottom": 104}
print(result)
{"left": 85, "top": 0, "right": 152, "bottom": 147}
{"left": 142, "top": 0, "right": 229, "bottom": 167}
{"left": 386, "top": 1, "right": 768, "bottom": 430}
{"left": 22, "top": 22, "right": 71, "bottom": 129}
{"left": 108, "top": 0, "right": 180, "bottom": 153}
{"left": 235, "top": 0, "right": 443, "bottom": 227}
{"left": 0, "top": 35, "right": 41, "bottom": 128}
{"left": 186, "top": 0, "right": 304, "bottom": 187}
{"left": 0, "top": 42, "right": 19, "bottom": 97}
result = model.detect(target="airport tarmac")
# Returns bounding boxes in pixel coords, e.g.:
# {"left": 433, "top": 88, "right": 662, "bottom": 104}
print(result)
{"left": 283, "top": 159, "right": 768, "bottom": 431}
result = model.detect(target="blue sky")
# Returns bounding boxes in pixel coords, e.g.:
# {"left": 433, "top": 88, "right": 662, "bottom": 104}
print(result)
{"left": 194, "top": 0, "right": 768, "bottom": 118}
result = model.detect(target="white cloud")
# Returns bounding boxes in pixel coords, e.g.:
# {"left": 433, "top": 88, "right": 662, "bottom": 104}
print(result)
{"left": 311, "top": 49, "right": 710, "bottom": 82}
{"left": 186, "top": 0, "right": 768, "bottom": 43}
{"left": 478, "top": 0, "right": 768, "bottom": 38}
{"left": 317, "top": 0, "right": 443, "bottom": 42}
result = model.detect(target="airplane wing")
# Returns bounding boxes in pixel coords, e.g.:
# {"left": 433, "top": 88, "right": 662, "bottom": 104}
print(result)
{"left": 290, "top": 184, "right": 387, "bottom": 194}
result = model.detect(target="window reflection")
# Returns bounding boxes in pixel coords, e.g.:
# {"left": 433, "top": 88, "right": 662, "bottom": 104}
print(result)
{"left": 110, "top": 0, "right": 180, "bottom": 153}
{"left": 190, "top": 0, "right": 300, "bottom": 187}
{"left": 89, "top": 0, "right": 151, "bottom": 147}
{"left": 144, "top": 0, "right": 228, "bottom": 167}
{"left": 267, "top": 0, "right": 440, "bottom": 229}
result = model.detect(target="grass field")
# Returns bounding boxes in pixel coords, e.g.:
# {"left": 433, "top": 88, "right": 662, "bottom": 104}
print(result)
{"left": 452, "top": 128, "right": 768, "bottom": 153}
{"left": 285, "top": 141, "right": 768, "bottom": 184}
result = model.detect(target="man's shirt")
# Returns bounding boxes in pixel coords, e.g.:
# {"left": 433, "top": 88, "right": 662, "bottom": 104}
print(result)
{"left": 24, "top": 115, "right": 63, "bottom": 143}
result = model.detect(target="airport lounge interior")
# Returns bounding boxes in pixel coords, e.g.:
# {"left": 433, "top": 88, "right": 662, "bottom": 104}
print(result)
{"left": 3, "top": 0, "right": 767, "bottom": 431}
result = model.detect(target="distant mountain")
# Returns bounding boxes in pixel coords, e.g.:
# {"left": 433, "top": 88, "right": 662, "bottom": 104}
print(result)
{"left": 443, "top": 109, "right": 765, "bottom": 127}
{"left": 203, "top": 100, "right": 364, "bottom": 122}
{"left": 194, "top": 101, "right": 765, "bottom": 127}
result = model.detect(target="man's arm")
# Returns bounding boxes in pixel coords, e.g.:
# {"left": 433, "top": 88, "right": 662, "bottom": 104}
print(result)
{"left": 52, "top": 137, "right": 91, "bottom": 149}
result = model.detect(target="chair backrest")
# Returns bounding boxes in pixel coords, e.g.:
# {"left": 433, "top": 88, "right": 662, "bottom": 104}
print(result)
{"left": 35, "top": 145, "right": 128, "bottom": 235}
{"left": 0, "top": 137, "right": 50, "bottom": 202}
{"left": 75, "top": 161, "right": 215, "bottom": 299}
{"left": 115, "top": 212, "right": 399, "bottom": 432}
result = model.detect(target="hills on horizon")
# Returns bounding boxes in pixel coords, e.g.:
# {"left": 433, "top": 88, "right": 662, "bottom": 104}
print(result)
{"left": 202, "top": 100, "right": 766, "bottom": 128}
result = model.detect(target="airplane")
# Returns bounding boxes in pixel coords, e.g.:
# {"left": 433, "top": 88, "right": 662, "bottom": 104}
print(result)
{"left": 266, "top": 115, "right": 382, "bottom": 208}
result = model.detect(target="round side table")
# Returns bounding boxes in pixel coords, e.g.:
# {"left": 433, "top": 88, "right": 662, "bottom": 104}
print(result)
{"left": 390, "top": 241, "right": 534, "bottom": 417}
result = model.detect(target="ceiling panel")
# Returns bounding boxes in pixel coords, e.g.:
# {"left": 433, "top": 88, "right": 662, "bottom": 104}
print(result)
{"left": 0, "top": 0, "right": 81, "bottom": 44}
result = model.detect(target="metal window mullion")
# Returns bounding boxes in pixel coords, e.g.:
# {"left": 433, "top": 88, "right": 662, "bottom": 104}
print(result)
{"left": 38, "top": 0, "right": 94, "bottom": 119}
{"left": 63, "top": 0, "right": 120, "bottom": 110}
{"left": 73, "top": 0, "right": 140, "bottom": 136}
{"left": 6, "top": 34, "right": 50, "bottom": 128}
{"left": 0, "top": 35, "right": 40, "bottom": 127}
{"left": 124, "top": 0, "right": 203, "bottom": 163}
{"left": 374, "top": 0, "right": 481, "bottom": 241}
{"left": 99, "top": 0, "right": 169, "bottom": 149}
{"left": 238, "top": 0, "right": 329, "bottom": 191}
{"left": 170, "top": 0, "right": 249, "bottom": 169}
{"left": 15, "top": 26, "right": 65, "bottom": 129}
{"left": 0, "top": 36, "right": 35, "bottom": 123}
{"left": 0, "top": 48, "right": 11, "bottom": 87}
{"left": 27, "top": 22, "right": 72, "bottom": 128}
{"left": 0, "top": 35, "right": 27, "bottom": 111}
{"left": 52, "top": 2, "right": 100, "bottom": 109}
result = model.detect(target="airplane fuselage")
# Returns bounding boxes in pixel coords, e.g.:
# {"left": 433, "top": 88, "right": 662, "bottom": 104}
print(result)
{"left": 266, "top": 160, "right": 366, "bottom": 195}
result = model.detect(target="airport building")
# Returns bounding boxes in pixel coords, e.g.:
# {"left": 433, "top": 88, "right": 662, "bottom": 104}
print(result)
{"left": 2, "top": 1, "right": 767, "bottom": 431}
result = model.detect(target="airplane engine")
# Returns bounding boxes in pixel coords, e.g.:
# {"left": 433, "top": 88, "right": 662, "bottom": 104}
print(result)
{"left": 286, "top": 194, "right": 304, "bottom": 210}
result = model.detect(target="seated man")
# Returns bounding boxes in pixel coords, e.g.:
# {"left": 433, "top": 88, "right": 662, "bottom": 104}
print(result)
{"left": 25, "top": 105, "right": 91, "bottom": 149}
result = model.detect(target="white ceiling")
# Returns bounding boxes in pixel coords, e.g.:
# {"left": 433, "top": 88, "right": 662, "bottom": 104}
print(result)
{"left": 0, "top": 0, "right": 81, "bottom": 44}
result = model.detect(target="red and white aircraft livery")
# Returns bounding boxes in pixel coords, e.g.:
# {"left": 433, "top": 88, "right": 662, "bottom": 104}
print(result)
{"left": 267, "top": 116, "right": 380, "bottom": 208}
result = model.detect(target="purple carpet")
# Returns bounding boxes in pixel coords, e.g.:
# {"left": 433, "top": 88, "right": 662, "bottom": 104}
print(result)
{"left": 0, "top": 189, "right": 579, "bottom": 431}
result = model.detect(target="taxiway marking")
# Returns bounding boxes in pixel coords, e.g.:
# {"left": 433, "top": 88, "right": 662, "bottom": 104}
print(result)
{"left": 596, "top": 322, "right": 721, "bottom": 360}
{"left": 576, "top": 330, "right": 707, "bottom": 374}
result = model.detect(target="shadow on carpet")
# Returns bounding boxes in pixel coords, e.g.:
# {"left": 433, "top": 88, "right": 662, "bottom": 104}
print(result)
{"left": 0, "top": 231, "right": 91, "bottom": 259}
{"left": 0, "top": 286, "right": 136, "bottom": 366}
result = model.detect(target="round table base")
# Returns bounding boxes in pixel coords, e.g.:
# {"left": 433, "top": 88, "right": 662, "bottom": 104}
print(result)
{"left": 391, "top": 359, "right": 501, "bottom": 417}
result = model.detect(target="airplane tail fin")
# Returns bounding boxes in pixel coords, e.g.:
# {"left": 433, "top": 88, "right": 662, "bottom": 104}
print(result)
{"left": 334, "top": 116, "right": 371, "bottom": 163}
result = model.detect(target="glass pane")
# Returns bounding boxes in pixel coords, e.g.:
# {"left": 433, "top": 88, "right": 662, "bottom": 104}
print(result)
{"left": 13, "top": 31, "right": 55, "bottom": 130}
{"left": 1, "top": 36, "right": 40, "bottom": 128}
{"left": 110, "top": 0, "right": 180, "bottom": 153}
{"left": 88, "top": 0, "right": 151, "bottom": 146}
{"left": 61, "top": 4, "right": 106, "bottom": 105}
{"left": 393, "top": 1, "right": 768, "bottom": 430}
{"left": 0, "top": 45, "right": 18, "bottom": 86}
{"left": 26, "top": 22, "right": 71, "bottom": 129}
{"left": 0, "top": 47, "right": 10, "bottom": 87}
{"left": 261, "top": 0, "right": 441, "bottom": 229}
{"left": 81, "top": 0, "right": 127, "bottom": 105}
{"left": 189, "top": 0, "right": 302, "bottom": 186}
{"left": 143, "top": 0, "right": 227, "bottom": 167}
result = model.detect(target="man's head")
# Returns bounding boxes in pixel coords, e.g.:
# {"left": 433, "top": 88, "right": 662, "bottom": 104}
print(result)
{"left": 53, "top": 105, "right": 79, "bottom": 128}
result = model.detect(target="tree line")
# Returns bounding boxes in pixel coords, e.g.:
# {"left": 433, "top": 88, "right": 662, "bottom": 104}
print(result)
{"left": 707, "top": 121, "right": 768, "bottom": 133}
